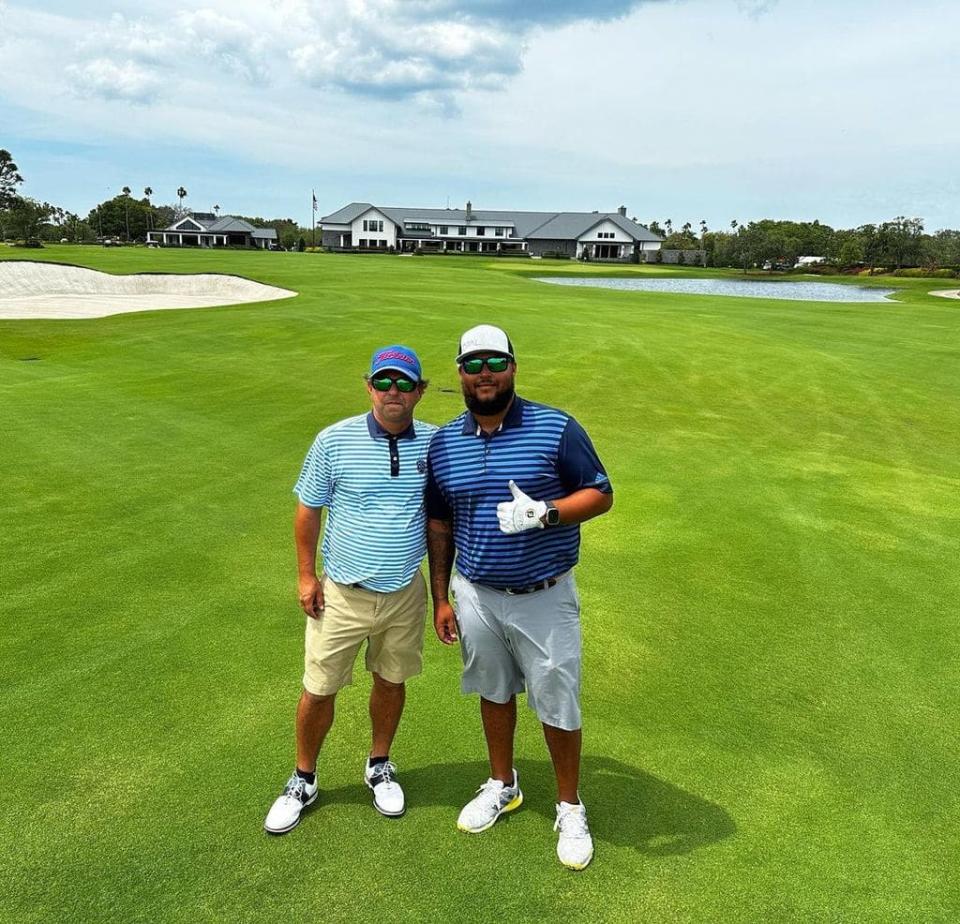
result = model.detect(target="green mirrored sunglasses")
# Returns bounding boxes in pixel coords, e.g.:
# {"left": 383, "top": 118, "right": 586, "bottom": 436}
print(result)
{"left": 460, "top": 356, "right": 511, "bottom": 374}
{"left": 371, "top": 376, "right": 417, "bottom": 393}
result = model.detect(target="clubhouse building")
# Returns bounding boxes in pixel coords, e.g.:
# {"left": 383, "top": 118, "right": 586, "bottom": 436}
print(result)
{"left": 147, "top": 213, "right": 278, "bottom": 249}
{"left": 319, "top": 201, "right": 663, "bottom": 260}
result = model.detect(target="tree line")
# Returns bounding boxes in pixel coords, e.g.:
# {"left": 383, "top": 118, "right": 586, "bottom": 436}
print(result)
{"left": 0, "top": 150, "right": 306, "bottom": 249}
{"left": 647, "top": 216, "right": 959, "bottom": 272}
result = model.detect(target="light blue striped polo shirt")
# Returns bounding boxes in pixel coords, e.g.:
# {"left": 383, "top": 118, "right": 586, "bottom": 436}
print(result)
{"left": 294, "top": 412, "right": 438, "bottom": 592}
{"left": 426, "top": 396, "right": 611, "bottom": 587}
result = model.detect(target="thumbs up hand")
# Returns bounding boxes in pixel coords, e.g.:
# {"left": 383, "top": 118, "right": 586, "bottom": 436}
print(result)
{"left": 497, "top": 480, "right": 548, "bottom": 534}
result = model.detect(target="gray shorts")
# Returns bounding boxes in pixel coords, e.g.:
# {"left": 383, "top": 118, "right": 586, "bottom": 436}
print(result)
{"left": 451, "top": 571, "right": 582, "bottom": 731}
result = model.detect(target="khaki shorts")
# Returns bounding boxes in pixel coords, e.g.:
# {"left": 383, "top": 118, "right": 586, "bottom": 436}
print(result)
{"left": 303, "top": 572, "right": 427, "bottom": 696}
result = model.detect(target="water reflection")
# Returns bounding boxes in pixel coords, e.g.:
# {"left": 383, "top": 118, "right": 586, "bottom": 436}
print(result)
{"left": 536, "top": 276, "right": 895, "bottom": 303}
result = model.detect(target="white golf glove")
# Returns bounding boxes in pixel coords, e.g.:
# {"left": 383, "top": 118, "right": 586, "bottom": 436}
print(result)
{"left": 497, "top": 480, "right": 547, "bottom": 534}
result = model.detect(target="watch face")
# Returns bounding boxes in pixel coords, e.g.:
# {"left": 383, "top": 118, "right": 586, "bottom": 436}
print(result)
{"left": 547, "top": 506, "right": 561, "bottom": 526}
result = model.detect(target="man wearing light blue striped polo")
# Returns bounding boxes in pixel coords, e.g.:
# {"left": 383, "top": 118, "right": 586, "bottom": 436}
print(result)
{"left": 264, "top": 345, "right": 437, "bottom": 835}
{"left": 426, "top": 324, "right": 613, "bottom": 870}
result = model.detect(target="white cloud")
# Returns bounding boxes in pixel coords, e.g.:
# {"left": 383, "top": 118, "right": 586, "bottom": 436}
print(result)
{"left": 16, "top": 0, "right": 652, "bottom": 105}
{"left": 65, "top": 58, "right": 162, "bottom": 104}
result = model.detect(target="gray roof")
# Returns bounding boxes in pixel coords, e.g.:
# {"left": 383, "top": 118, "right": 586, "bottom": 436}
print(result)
{"left": 209, "top": 217, "right": 257, "bottom": 233}
{"left": 319, "top": 202, "right": 662, "bottom": 242}
{"left": 251, "top": 228, "right": 278, "bottom": 239}
{"left": 162, "top": 214, "right": 271, "bottom": 235}
{"left": 319, "top": 202, "right": 375, "bottom": 224}
{"left": 523, "top": 212, "right": 661, "bottom": 242}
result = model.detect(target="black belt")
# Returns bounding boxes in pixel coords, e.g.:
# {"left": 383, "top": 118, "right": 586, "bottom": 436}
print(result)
{"left": 491, "top": 577, "right": 559, "bottom": 596}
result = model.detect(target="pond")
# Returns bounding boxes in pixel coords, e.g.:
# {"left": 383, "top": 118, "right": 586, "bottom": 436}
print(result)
{"left": 534, "top": 277, "right": 896, "bottom": 303}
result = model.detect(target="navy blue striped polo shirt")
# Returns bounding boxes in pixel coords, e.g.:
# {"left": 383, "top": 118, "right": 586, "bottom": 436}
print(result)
{"left": 295, "top": 412, "right": 438, "bottom": 592}
{"left": 426, "top": 396, "right": 611, "bottom": 587}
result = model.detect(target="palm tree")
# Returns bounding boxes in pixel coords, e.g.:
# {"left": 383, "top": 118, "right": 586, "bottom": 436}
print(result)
{"left": 121, "top": 186, "right": 131, "bottom": 241}
{"left": 664, "top": 218, "right": 673, "bottom": 238}
{"left": 730, "top": 219, "right": 739, "bottom": 231}
{"left": 144, "top": 187, "right": 153, "bottom": 232}
{"left": 177, "top": 186, "right": 188, "bottom": 216}
{"left": 213, "top": 203, "right": 220, "bottom": 217}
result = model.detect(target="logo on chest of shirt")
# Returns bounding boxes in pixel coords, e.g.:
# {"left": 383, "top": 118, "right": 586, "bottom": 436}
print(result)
{"left": 417, "top": 459, "right": 427, "bottom": 473}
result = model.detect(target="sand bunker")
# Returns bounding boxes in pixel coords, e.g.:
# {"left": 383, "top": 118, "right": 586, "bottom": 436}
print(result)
{"left": 929, "top": 289, "right": 960, "bottom": 300}
{"left": 0, "top": 261, "right": 297, "bottom": 319}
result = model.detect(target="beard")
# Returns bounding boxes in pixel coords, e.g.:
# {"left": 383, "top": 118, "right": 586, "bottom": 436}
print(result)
{"left": 464, "top": 381, "right": 515, "bottom": 416}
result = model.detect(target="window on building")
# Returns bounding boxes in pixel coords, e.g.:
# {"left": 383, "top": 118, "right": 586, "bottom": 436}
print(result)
{"left": 377, "top": 220, "right": 384, "bottom": 232}
{"left": 476, "top": 227, "right": 485, "bottom": 236}
{"left": 458, "top": 226, "right": 467, "bottom": 235}
{"left": 440, "top": 226, "right": 448, "bottom": 235}
{"left": 495, "top": 227, "right": 504, "bottom": 236}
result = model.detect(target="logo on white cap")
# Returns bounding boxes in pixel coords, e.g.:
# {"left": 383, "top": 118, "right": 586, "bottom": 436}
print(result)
{"left": 456, "top": 324, "right": 514, "bottom": 363}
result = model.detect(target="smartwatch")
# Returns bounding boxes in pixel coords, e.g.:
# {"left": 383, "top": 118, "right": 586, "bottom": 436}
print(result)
{"left": 544, "top": 502, "right": 561, "bottom": 527}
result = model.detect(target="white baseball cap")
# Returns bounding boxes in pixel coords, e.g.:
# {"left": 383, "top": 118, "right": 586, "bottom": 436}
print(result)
{"left": 456, "top": 324, "right": 515, "bottom": 363}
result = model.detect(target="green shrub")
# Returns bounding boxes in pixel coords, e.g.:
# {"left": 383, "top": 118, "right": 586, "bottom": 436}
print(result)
{"left": 892, "top": 267, "right": 955, "bottom": 278}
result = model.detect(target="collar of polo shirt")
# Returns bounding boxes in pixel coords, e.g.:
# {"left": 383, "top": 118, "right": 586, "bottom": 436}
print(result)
{"left": 461, "top": 394, "right": 524, "bottom": 436}
{"left": 366, "top": 412, "right": 417, "bottom": 441}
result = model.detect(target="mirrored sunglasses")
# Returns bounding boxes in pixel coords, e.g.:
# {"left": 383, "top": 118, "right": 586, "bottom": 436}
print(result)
{"left": 371, "top": 375, "right": 417, "bottom": 393}
{"left": 460, "top": 356, "right": 510, "bottom": 374}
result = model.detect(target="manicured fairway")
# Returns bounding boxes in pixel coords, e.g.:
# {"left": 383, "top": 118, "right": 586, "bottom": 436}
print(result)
{"left": 2, "top": 247, "right": 958, "bottom": 922}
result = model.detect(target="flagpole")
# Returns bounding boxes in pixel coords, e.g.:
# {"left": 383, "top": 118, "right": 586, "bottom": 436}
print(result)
{"left": 311, "top": 189, "right": 317, "bottom": 248}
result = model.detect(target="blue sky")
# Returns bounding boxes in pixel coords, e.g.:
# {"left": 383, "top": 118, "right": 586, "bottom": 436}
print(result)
{"left": 2, "top": 0, "right": 958, "bottom": 230}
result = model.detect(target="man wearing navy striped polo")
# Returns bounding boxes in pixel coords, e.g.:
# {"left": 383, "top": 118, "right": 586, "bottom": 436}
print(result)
{"left": 426, "top": 324, "right": 613, "bottom": 870}
{"left": 264, "top": 345, "right": 437, "bottom": 834}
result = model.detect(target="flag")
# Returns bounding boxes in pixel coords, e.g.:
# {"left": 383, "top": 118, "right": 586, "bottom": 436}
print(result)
{"left": 312, "top": 190, "right": 318, "bottom": 212}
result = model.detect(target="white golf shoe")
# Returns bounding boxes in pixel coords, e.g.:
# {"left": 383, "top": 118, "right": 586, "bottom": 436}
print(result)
{"left": 554, "top": 801, "right": 594, "bottom": 870}
{"left": 263, "top": 771, "right": 318, "bottom": 834}
{"left": 365, "top": 759, "right": 406, "bottom": 817}
{"left": 457, "top": 769, "right": 523, "bottom": 833}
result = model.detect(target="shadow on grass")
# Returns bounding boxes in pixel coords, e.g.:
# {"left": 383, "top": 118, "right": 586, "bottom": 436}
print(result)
{"left": 314, "top": 755, "right": 735, "bottom": 857}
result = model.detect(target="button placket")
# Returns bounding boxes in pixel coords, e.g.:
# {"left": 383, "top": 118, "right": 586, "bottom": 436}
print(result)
{"left": 388, "top": 435, "right": 400, "bottom": 477}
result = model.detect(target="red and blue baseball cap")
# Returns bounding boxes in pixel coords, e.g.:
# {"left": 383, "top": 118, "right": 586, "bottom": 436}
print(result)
{"left": 370, "top": 344, "right": 423, "bottom": 382}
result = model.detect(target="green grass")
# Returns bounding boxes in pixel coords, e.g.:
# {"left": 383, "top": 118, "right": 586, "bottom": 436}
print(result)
{"left": 2, "top": 246, "right": 958, "bottom": 922}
